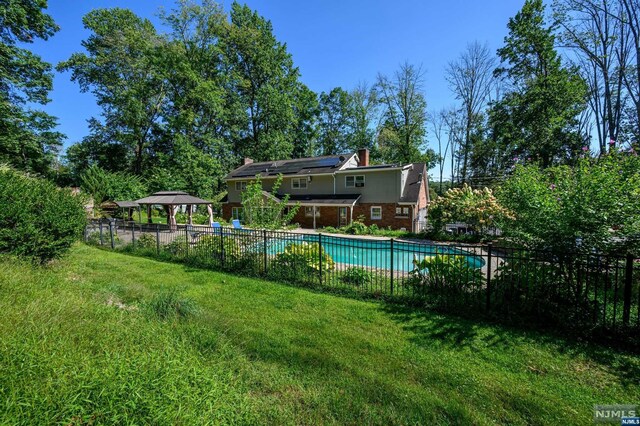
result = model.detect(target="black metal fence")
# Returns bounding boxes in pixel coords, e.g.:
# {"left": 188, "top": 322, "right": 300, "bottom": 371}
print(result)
{"left": 85, "top": 219, "right": 640, "bottom": 344}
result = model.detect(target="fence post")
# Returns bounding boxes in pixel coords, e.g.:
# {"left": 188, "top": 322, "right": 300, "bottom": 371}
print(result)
{"left": 131, "top": 222, "right": 136, "bottom": 249}
{"left": 185, "top": 225, "right": 189, "bottom": 257}
{"left": 220, "top": 227, "right": 225, "bottom": 267}
{"left": 155, "top": 224, "right": 160, "bottom": 255}
{"left": 486, "top": 242, "right": 492, "bottom": 311}
{"left": 390, "top": 238, "right": 394, "bottom": 296}
{"left": 623, "top": 252, "right": 634, "bottom": 326}
{"left": 99, "top": 220, "right": 104, "bottom": 246}
{"left": 263, "top": 229, "right": 268, "bottom": 275}
{"left": 318, "top": 233, "right": 323, "bottom": 285}
{"left": 109, "top": 221, "right": 115, "bottom": 249}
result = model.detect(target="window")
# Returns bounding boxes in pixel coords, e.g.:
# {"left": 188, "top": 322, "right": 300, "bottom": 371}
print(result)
{"left": 305, "top": 206, "right": 320, "bottom": 217}
{"left": 232, "top": 207, "right": 244, "bottom": 220}
{"left": 395, "top": 206, "right": 410, "bottom": 217}
{"left": 345, "top": 175, "right": 365, "bottom": 188}
{"left": 370, "top": 206, "right": 382, "bottom": 220}
{"left": 235, "top": 181, "right": 247, "bottom": 191}
{"left": 291, "top": 177, "right": 308, "bottom": 189}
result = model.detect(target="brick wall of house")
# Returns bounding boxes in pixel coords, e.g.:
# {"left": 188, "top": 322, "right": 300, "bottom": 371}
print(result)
{"left": 352, "top": 203, "right": 413, "bottom": 230}
{"left": 222, "top": 202, "right": 415, "bottom": 230}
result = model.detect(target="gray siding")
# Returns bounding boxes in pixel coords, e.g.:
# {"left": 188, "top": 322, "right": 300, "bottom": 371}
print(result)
{"left": 335, "top": 170, "right": 402, "bottom": 203}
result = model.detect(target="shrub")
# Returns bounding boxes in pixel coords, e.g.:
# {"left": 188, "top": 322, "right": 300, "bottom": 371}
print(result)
{"left": 0, "top": 168, "right": 86, "bottom": 262}
{"left": 408, "top": 253, "right": 483, "bottom": 300}
{"left": 136, "top": 233, "right": 157, "bottom": 250}
{"left": 339, "top": 267, "right": 372, "bottom": 287}
{"left": 145, "top": 290, "right": 198, "bottom": 320}
{"left": 498, "top": 152, "right": 640, "bottom": 255}
{"left": 165, "top": 236, "right": 189, "bottom": 257}
{"left": 271, "top": 242, "right": 335, "bottom": 282}
{"left": 343, "top": 218, "right": 368, "bottom": 235}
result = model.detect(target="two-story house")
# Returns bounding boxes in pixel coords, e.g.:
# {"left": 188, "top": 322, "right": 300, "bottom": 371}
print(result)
{"left": 222, "top": 149, "right": 429, "bottom": 232}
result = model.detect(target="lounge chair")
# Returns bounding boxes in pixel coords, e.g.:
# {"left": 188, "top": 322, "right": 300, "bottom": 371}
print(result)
{"left": 211, "top": 221, "right": 221, "bottom": 229}
{"left": 232, "top": 219, "right": 243, "bottom": 230}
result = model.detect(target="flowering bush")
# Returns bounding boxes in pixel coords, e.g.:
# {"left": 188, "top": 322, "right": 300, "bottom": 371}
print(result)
{"left": 429, "top": 184, "right": 514, "bottom": 234}
{"left": 498, "top": 151, "right": 640, "bottom": 254}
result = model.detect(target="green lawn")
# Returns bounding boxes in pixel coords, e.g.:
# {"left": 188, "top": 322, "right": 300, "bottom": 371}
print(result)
{"left": 1, "top": 245, "right": 638, "bottom": 425}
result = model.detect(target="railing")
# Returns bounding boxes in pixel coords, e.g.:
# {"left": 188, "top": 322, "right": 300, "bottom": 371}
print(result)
{"left": 85, "top": 219, "right": 640, "bottom": 345}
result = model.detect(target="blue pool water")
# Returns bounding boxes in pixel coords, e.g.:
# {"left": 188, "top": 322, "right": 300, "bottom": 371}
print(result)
{"left": 267, "top": 234, "right": 485, "bottom": 272}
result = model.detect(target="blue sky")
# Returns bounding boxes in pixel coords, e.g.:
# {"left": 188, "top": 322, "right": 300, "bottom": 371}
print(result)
{"left": 30, "top": 0, "right": 525, "bottom": 158}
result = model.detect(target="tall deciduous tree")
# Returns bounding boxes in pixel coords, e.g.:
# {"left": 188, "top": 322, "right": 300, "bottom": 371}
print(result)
{"left": 317, "top": 87, "right": 354, "bottom": 155}
{"left": 445, "top": 41, "right": 496, "bottom": 183}
{"left": 555, "top": 0, "right": 631, "bottom": 152}
{"left": 0, "top": 0, "right": 64, "bottom": 175}
{"left": 491, "top": 0, "right": 588, "bottom": 168}
{"left": 223, "top": 1, "right": 302, "bottom": 161}
{"left": 58, "top": 8, "right": 167, "bottom": 175}
{"left": 376, "top": 62, "right": 436, "bottom": 166}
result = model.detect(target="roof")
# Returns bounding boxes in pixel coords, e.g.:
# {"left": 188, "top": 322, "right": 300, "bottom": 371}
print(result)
{"left": 276, "top": 193, "right": 361, "bottom": 206}
{"left": 135, "top": 191, "right": 211, "bottom": 205}
{"left": 225, "top": 153, "right": 356, "bottom": 179}
{"left": 399, "top": 163, "right": 427, "bottom": 204}
{"left": 114, "top": 201, "right": 140, "bottom": 208}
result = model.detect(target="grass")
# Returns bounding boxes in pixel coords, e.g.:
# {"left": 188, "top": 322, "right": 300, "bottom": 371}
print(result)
{"left": 1, "top": 245, "right": 639, "bottom": 425}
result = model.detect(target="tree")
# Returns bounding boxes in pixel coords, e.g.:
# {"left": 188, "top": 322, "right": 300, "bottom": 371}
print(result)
{"left": 241, "top": 175, "right": 299, "bottom": 228}
{"left": 555, "top": 0, "right": 631, "bottom": 152}
{"left": 376, "top": 62, "right": 435, "bottom": 165}
{"left": 291, "top": 83, "right": 319, "bottom": 158}
{"left": 317, "top": 87, "right": 354, "bottom": 155}
{"left": 445, "top": 41, "right": 496, "bottom": 182}
{"left": 0, "top": 0, "right": 64, "bottom": 175}
{"left": 223, "top": 1, "right": 303, "bottom": 161}
{"left": 156, "top": 0, "right": 235, "bottom": 194}
{"left": 491, "top": 0, "right": 588, "bottom": 169}
{"left": 429, "top": 109, "right": 450, "bottom": 193}
{"left": 350, "top": 82, "right": 379, "bottom": 157}
{"left": 58, "top": 8, "right": 167, "bottom": 175}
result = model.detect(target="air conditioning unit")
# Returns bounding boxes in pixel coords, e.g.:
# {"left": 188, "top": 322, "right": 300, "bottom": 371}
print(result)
{"left": 355, "top": 182, "right": 364, "bottom": 188}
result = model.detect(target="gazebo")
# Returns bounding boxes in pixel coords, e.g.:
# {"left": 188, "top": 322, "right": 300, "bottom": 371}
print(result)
{"left": 135, "top": 191, "right": 214, "bottom": 231}
{"left": 113, "top": 200, "right": 141, "bottom": 222}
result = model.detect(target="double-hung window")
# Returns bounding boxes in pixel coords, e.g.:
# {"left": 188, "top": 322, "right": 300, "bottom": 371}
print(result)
{"left": 370, "top": 206, "right": 382, "bottom": 220}
{"left": 291, "top": 177, "right": 308, "bottom": 189}
{"left": 235, "top": 181, "right": 247, "bottom": 191}
{"left": 345, "top": 175, "right": 365, "bottom": 188}
{"left": 395, "top": 206, "right": 410, "bottom": 217}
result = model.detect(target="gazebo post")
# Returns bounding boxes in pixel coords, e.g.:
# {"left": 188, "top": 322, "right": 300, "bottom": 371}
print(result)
{"left": 147, "top": 205, "right": 152, "bottom": 224}
{"left": 207, "top": 204, "right": 214, "bottom": 225}
{"left": 187, "top": 204, "right": 193, "bottom": 225}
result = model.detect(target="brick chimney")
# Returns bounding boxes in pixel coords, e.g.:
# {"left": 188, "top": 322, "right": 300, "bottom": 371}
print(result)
{"left": 242, "top": 157, "right": 253, "bottom": 166}
{"left": 357, "top": 148, "right": 369, "bottom": 167}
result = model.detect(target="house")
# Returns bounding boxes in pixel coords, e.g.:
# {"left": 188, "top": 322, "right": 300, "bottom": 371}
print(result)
{"left": 222, "top": 149, "right": 430, "bottom": 232}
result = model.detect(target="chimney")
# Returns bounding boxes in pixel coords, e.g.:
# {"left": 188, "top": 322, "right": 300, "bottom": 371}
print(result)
{"left": 357, "top": 148, "right": 369, "bottom": 167}
{"left": 242, "top": 157, "right": 253, "bottom": 166}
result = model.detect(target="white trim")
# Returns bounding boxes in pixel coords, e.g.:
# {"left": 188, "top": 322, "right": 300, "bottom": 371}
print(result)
{"left": 370, "top": 206, "right": 382, "bottom": 220}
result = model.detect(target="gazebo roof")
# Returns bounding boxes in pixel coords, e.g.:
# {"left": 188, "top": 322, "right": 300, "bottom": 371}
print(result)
{"left": 114, "top": 200, "right": 140, "bottom": 208}
{"left": 135, "top": 191, "right": 211, "bottom": 206}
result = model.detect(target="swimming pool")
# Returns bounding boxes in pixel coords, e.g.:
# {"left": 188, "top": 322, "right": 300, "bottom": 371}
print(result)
{"left": 267, "top": 234, "right": 485, "bottom": 272}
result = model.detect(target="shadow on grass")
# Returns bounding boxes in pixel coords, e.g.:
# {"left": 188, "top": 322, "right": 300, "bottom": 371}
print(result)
{"left": 381, "top": 302, "right": 640, "bottom": 388}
